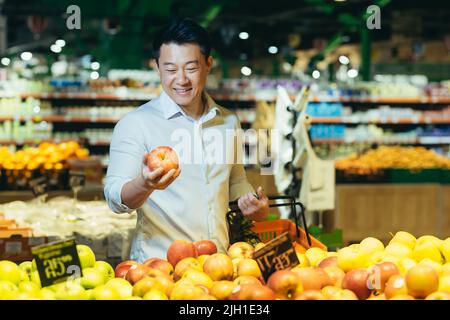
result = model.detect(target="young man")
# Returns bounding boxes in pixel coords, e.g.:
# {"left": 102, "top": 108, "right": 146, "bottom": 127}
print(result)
{"left": 104, "top": 18, "right": 269, "bottom": 262}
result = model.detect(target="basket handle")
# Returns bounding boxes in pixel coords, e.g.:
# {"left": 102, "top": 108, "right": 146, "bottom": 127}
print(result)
{"left": 227, "top": 195, "right": 312, "bottom": 247}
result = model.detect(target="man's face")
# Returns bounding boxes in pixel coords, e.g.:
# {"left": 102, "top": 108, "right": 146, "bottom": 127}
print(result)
{"left": 156, "top": 42, "right": 212, "bottom": 109}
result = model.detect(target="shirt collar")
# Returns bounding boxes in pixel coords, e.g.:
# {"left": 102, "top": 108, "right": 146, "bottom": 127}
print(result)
{"left": 159, "top": 90, "right": 221, "bottom": 121}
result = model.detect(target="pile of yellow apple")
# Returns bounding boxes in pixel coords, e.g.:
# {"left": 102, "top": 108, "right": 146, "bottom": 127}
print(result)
{"left": 0, "top": 141, "right": 89, "bottom": 171}
{"left": 1, "top": 233, "right": 449, "bottom": 300}
{"left": 336, "top": 146, "right": 450, "bottom": 173}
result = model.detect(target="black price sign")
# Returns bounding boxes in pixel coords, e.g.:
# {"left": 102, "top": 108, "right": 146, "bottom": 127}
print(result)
{"left": 69, "top": 171, "right": 86, "bottom": 188}
{"left": 31, "top": 238, "right": 82, "bottom": 287}
{"left": 252, "top": 232, "right": 299, "bottom": 282}
{"left": 28, "top": 176, "right": 48, "bottom": 197}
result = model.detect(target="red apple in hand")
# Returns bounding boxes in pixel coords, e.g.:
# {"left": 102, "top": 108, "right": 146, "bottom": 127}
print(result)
{"left": 147, "top": 146, "right": 179, "bottom": 175}
{"left": 167, "top": 240, "right": 198, "bottom": 268}
{"left": 194, "top": 240, "right": 217, "bottom": 256}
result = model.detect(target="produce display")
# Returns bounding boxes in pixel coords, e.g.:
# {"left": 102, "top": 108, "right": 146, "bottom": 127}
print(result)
{"left": 335, "top": 146, "right": 450, "bottom": 174}
{"left": 1, "top": 232, "right": 449, "bottom": 300}
{"left": 0, "top": 141, "right": 89, "bottom": 171}
{"left": 0, "top": 197, "right": 137, "bottom": 241}
{"left": 0, "top": 141, "right": 94, "bottom": 191}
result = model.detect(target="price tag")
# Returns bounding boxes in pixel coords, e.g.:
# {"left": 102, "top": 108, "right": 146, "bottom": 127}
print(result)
{"left": 28, "top": 176, "right": 48, "bottom": 197}
{"left": 69, "top": 171, "right": 86, "bottom": 188}
{"left": 252, "top": 232, "right": 299, "bottom": 282}
{"left": 31, "top": 238, "right": 82, "bottom": 287}
{"left": 5, "top": 241, "right": 22, "bottom": 254}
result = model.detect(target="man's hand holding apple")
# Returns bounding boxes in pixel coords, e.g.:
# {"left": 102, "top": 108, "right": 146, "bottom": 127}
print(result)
{"left": 121, "top": 147, "right": 180, "bottom": 210}
{"left": 140, "top": 148, "right": 181, "bottom": 191}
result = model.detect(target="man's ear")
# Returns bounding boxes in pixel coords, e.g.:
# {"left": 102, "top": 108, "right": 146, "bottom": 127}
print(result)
{"left": 206, "top": 56, "right": 213, "bottom": 73}
{"left": 152, "top": 59, "right": 161, "bottom": 76}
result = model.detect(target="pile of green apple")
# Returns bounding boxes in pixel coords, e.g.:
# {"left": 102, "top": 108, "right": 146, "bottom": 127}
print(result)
{"left": 0, "top": 245, "right": 135, "bottom": 300}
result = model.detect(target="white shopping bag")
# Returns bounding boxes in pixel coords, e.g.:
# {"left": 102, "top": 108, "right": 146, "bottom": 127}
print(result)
{"left": 299, "top": 154, "right": 335, "bottom": 212}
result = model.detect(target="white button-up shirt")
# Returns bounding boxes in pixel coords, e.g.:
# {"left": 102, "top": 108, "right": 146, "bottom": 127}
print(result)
{"left": 104, "top": 90, "right": 254, "bottom": 262}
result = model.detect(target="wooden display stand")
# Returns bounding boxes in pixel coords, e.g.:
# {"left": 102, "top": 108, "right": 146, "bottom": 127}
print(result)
{"left": 335, "top": 184, "right": 450, "bottom": 244}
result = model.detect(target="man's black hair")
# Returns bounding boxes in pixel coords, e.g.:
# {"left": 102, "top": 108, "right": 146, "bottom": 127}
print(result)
{"left": 152, "top": 17, "right": 211, "bottom": 63}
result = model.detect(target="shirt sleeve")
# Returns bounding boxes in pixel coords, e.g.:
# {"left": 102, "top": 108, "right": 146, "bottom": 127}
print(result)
{"left": 229, "top": 115, "right": 255, "bottom": 200}
{"left": 104, "top": 114, "right": 146, "bottom": 213}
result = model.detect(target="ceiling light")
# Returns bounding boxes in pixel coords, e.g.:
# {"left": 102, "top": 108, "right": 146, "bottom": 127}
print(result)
{"left": 339, "top": 55, "right": 350, "bottom": 65}
{"left": 55, "top": 39, "right": 66, "bottom": 47}
{"left": 1, "top": 57, "right": 10, "bottom": 66}
{"left": 50, "top": 45, "right": 62, "bottom": 53}
{"left": 241, "top": 66, "right": 252, "bottom": 76}
{"left": 347, "top": 69, "right": 358, "bottom": 78}
{"left": 90, "top": 71, "right": 99, "bottom": 80}
{"left": 268, "top": 46, "right": 278, "bottom": 54}
{"left": 239, "top": 32, "right": 249, "bottom": 40}
{"left": 91, "top": 62, "right": 100, "bottom": 70}
{"left": 312, "top": 70, "right": 321, "bottom": 79}
{"left": 20, "top": 52, "right": 32, "bottom": 61}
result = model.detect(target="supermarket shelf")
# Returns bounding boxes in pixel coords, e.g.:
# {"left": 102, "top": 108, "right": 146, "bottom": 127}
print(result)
{"left": 88, "top": 140, "right": 111, "bottom": 146}
{"left": 3, "top": 138, "right": 447, "bottom": 147}
{"left": 0, "top": 115, "right": 121, "bottom": 123}
{"left": 0, "top": 139, "right": 111, "bottom": 146}
{"left": 312, "top": 138, "right": 450, "bottom": 145}
{"left": 2, "top": 115, "right": 449, "bottom": 125}
{"left": 2, "top": 92, "right": 450, "bottom": 104}
{"left": 215, "top": 94, "right": 450, "bottom": 104}
{"left": 0, "top": 139, "right": 81, "bottom": 145}
{"left": 311, "top": 117, "right": 450, "bottom": 124}
{"left": 309, "top": 96, "right": 450, "bottom": 104}
{"left": 10, "top": 92, "right": 158, "bottom": 101}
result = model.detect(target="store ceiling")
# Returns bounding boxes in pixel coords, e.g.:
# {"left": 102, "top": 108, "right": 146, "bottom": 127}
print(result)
{"left": 1, "top": 0, "right": 449, "bottom": 67}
